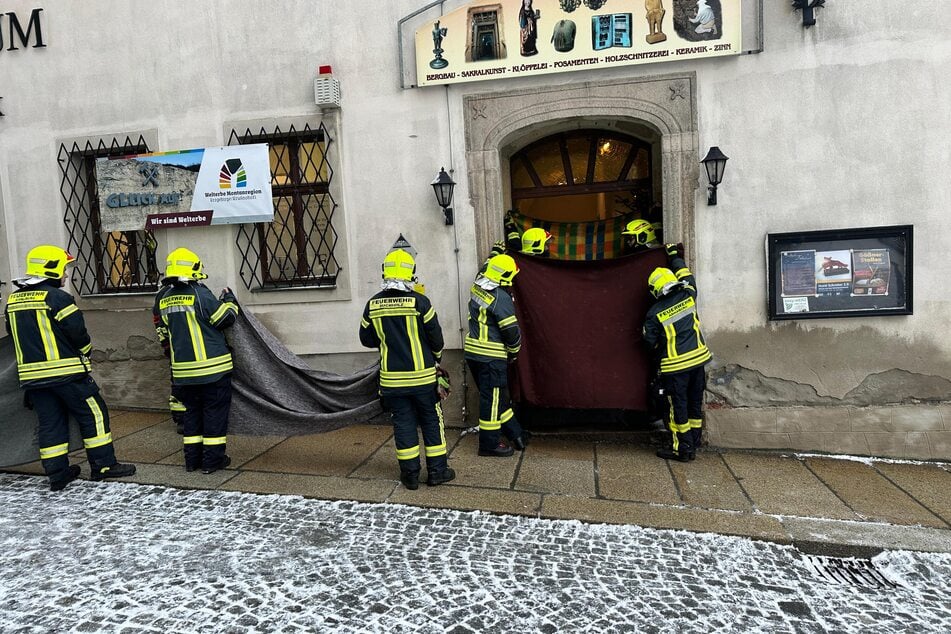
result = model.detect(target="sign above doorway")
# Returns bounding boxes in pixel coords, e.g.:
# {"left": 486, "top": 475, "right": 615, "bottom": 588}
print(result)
{"left": 415, "top": 0, "right": 741, "bottom": 87}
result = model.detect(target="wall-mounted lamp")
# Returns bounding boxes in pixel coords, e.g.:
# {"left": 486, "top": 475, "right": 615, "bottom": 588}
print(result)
{"left": 700, "top": 146, "right": 729, "bottom": 206}
{"left": 431, "top": 167, "right": 456, "bottom": 225}
{"left": 792, "top": 0, "right": 825, "bottom": 28}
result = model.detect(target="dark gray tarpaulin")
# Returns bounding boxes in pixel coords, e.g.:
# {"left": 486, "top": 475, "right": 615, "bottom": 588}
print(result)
{"left": 0, "top": 336, "right": 82, "bottom": 467}
{"left": 227, "top": 306, "right": 384, "bottom": 436}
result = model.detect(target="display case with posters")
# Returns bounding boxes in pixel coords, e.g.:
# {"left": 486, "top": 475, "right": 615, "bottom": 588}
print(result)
{"left": 766, "top": 225, "right": 913, "bottom": 320}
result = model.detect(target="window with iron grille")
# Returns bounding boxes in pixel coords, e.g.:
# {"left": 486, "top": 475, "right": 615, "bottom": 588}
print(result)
{"left": 58, "top": 135, "right": 160, "bottom": 295}
{"left": 229, "top": 123, "right": 340, "bottom": 290}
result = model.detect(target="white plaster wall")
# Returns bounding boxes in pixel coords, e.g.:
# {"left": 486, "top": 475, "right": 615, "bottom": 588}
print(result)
{"left": 1, "top": 1, "right": 948, "bottom": 401}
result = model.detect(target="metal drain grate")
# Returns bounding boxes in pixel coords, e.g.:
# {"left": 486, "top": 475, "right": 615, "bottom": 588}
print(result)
{"left": 802, "top": 555, "right": 899, "bottom": 589}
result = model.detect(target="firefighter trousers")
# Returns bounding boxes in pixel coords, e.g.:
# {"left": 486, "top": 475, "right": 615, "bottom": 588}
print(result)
{"left": 177, "top": 374, "right": 232, "bottom": 471}
{"left": 28, "top": 376, "right": 119, "bottom": 485}
{"left": 661, "top": 365, "right": 706, "bottom": 456}
{"left": 382, "top": 387, "right": 448, "bottom": 476}
{"left": 467, "top": 359, "right": 524, "bottom": 452}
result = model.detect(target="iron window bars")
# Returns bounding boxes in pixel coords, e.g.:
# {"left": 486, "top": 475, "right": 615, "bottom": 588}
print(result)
{"left": 228, "top": 123, "right": 340, "bottom": 290}
{"left": 58, "top": 135, "right": 160, "bottom": 295}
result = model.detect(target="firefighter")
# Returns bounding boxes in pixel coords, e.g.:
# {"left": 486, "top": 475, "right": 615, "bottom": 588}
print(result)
{"left": 153, "top": 248, "right": 238, "bottom": 474}
{"left": 464, "top": 254, "right": 530, "bottom": 457}
{"left": 621, "top": 218, "right": 661, "bottom": 254}
{"left": 520, "top": 227, "right": 552, "bottom": 257}
{"left": 359, "top": 249, "right": 455, "bottom": 490}
{"left": 642, "top": 244, "right": 712, "bottom": 462}
{"left": 3, "top": 245, "right": 136, "bottom": 491}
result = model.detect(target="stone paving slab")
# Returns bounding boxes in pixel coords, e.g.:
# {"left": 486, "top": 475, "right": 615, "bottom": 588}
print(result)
{"left": 874, "top": 462, "right": 951, "bottom": 526}
{"left": 514, "top": 438, "right": 596, "bottom": 496}
{"left": 722, "top": 453, "right": 858, "bottom": 520}
{"left": 447, "top": 433, "right": 520, "bottom": 489}
{"left": 390, "top": 483, "right": 543, "bottom": 517}
{"left": 241, "top": 425, "right": 391, "bottom": 476}
{"left": 540, "top": 494, "right": 790, "bottom": 543}
{"left": 804, "top": 457, "right": 947, "bottom": 528}
{"left": 108, "top": 410, "right": 172, "bottom": 438}
{"left": 109, "top": 422, "right": 182, "bottom": 464}
{"left": 102, "top": 462, "right": 237, "bottom": 490}
{"left": 158, "top": 433, "right": 288, "bottom": 469}
{"left": 668, "top": 452, "right": 753, "bottom": 512}
{"left": 220, "top": 471, "right": 396, "bottom": 503}
{"left": 781, "top": 517, "right": 951, "bottom": 554}
{"left": 596, "top": 443, "right": 681, "bottom": 505}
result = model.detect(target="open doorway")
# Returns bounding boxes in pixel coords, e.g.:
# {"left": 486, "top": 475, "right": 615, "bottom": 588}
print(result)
{"left": 506, "top": 128, "right": 664, "bottom": 430}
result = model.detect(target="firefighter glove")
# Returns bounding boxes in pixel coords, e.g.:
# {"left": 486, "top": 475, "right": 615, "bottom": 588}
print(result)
{"left": 665, "top": 243, "right": 681, "bottom": 258}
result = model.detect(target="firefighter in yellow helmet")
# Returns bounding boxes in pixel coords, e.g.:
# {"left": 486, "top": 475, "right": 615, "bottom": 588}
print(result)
{"left": 642, "top": 244, "right": 712, "bottom": 462}
{"left": 3, "top": 245, "right": 136, "bottom": 490}
{"left": 464, "top": 254, "right": 530, "bottom": 457}
{"left": 359, "top": 248, "right": 455, "bottom": 490}
{"left": 153, "top": 248, "right": 239, "bottom": 474}
{"left": 520, "top": 227, "right": 552, "bottom": 257}
{"left": 621, "top": 219, "right": 661, "bottom": 254}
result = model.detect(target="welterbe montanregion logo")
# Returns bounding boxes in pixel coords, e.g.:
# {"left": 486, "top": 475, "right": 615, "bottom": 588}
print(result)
{"left": 219, "top": 158, "right": 247, "bottom": 189}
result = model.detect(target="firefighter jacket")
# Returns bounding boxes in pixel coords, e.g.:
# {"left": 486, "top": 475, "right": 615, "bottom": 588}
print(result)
{"left": 359, "top": 289, "right": 444, "bottom": 394}
{"left": 153, "top": 281, "right": 239, "bottom": 386}
{"left": 642, "top": 256, "right": 712, "bottom": 375}
{"left": 3, "top": 280, "right": 92, "bottom": 388}
{"left": 464, "top": 284, "right": 521, "bottom": 362}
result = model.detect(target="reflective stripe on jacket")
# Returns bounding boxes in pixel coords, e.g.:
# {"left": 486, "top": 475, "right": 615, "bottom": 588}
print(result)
{"left": 2, "top": 281, "right": 91, "bottom": 388}
{"left": 464, "top": 284, "right": 521, "bottom": 362}
{"left": 153, "top": 282, "right": 238, "bottom": 385}
{"left": 642, "top": 256, "right": 712, "bottom": 374}
{"left": 359, "top": 289, "right": 444, "bottom": 393}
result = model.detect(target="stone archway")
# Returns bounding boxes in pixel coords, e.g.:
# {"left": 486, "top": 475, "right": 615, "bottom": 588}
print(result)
{"left": 463, "top": 73, "right": 700, "bottom": 260}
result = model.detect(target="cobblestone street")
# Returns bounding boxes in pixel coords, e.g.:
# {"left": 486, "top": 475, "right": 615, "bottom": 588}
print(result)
{"left": 1, "top": 474, "right": 949, "bottom": 633}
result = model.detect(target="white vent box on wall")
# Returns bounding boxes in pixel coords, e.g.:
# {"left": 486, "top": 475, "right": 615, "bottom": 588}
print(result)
{"left": 314, "top": 65, "right": 341, "bottom": 108}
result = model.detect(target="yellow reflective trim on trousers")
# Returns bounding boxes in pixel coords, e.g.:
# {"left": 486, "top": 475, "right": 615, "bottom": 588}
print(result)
{"left": 406, "top": 315, "right": 424, "bottom": 371}
{"left": 8, "top": 313, "right": 24, "bottom": 364}
{"left": 667, "top": 397, "right": 679, "bottom": 452}
{"left": 54, "top": 304, "right": 79, "bottom": 322}
{"left": 39, "top": 442, "right": 70, "bottom": 459}
{"left": 668, "top": 420, "right": 691, "bottom": 434}
{"left": 479, "top": 419, "right": 502, "bottom": 431}
{"left": 425, "top": 443, "right": 447, "bottom": 457}
{"left": 396, "top": 445, "right": 420, "bottom": 460}
{"left": 203, "top": 436, "right": 227, "bottom": 446}
{"left": 372, "top": 317, "right": 388, "bottom": 372}
{"left": 83, "top": 432, "right": 113, "bottom": 449}
{"left": 499, "top": 408, "right": 514, "bottom": 423}
{"left": 186, "top": 312, "right": 205, "bottom": 360}
{"left": 36, "top": 311, "right": 60, "bottom": 360}
{"left": 688, "top": 418, "right": 703, "bottom": 429}
{"left": 491, "top": 388, "right": 500, "bottom": 424}
{"left": 86, "top": 396, "right": 106, "bottom": 437}
{"left": 436, "top": 401, "right": 446, "bottom": 447}
{"left": 183, "top": 435, "right": 203, "bottom": 445}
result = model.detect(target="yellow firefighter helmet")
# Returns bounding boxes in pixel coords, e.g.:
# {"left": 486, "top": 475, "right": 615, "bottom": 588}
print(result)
{"left": 483, "top": 254, "right": 519, "bottom": 286}
{"left": 382, "top": 249, "right": 416, "bottom": 282}
{"left": 621, "top": 219, "right": 657, "bottom": 246}
{"left": 520, "top": 227, "right": 551, "bottom": 255}
{"left": 25, "top": 245, "right": 75, "bottom": 280}
{"left": 165, "top": 247, "right": 208, "bottom": 280}
{"left": 648, "top": 267, "right": 679, "bottom": 298}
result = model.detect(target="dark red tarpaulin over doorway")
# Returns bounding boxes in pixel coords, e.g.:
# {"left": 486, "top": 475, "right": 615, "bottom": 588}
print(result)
{"left": 509, "top": 248, "right": 668, "bottom": 410}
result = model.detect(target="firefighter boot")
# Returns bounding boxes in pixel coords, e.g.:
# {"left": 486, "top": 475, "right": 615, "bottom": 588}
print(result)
{"left": 427, "top": 468, "right": 456, "bottom": 487}
{"left": 656, "top": 449, "right": 691, "bottom": 463}
{"left": 400, "top": 471, "right": 420, "bottom": 490}
{"left": 202, "top": 455, "right": 231, "bottom": 475}
{"left": 478, "top": 440, "right": 515, "bottom": 457}
{"left": 49, "top": 465, "right": 82, "bottom": 492}
{"left": 91, "top": 462, "right": 137, "bottom": 481}
{"left": 512, "top": 431, "right": 532, "bottom": 451}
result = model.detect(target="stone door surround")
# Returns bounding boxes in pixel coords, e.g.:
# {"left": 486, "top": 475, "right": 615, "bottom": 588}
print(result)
{"left": 463, "top": 72, "right": 700, "bottom": 259}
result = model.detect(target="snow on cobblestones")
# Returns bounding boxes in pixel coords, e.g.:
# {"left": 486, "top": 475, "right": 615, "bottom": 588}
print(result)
{"left": 0, "top": 473, "right": 949, "bottom": 633}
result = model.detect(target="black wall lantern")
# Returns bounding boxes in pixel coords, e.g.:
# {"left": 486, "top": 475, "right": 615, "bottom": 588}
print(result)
{"left": 792, "top": 0, "right": 825, "bottom": 28}
{"left": 700, "top": 146, "right": 729, "bottom": 206}
{"left": 431, "top": 167, "right": 455, "bottom": 225}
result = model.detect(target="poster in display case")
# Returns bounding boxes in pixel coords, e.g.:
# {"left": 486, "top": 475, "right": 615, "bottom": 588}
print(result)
{"left": 766, "top": 225, "right": 913, "bottom": 320}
